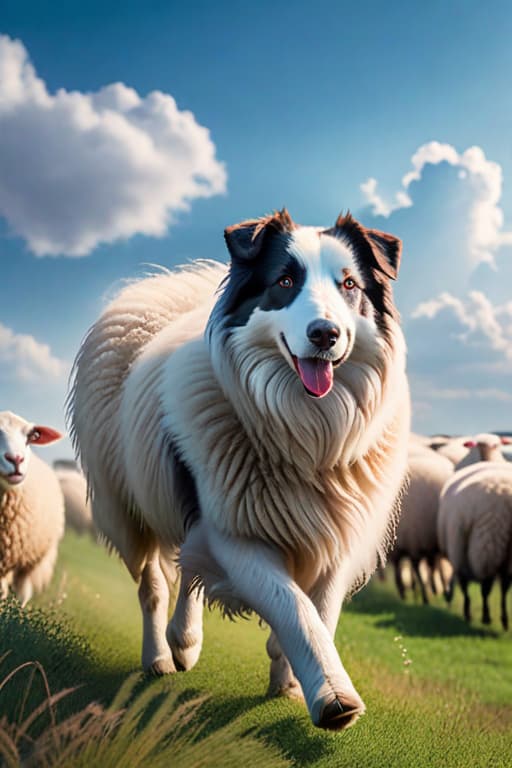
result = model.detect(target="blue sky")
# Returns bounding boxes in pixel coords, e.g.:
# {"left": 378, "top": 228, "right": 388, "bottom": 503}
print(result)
{"left": 2, "top": 0, "right": 512, "bottom": 460}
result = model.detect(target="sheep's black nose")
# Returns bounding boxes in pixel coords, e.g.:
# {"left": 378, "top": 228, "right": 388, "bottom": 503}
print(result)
{"left": 307, "top": 320, "right": 340, "bottom": 350}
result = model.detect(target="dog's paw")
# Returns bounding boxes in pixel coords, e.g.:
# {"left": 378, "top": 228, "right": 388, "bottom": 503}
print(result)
{"left": 167, "top": 625, "right": 202, "bottom": 671}
{"left": 143, "top": 654, "right": 176, "bottom": 677}
{"left": 314, "top": 693, "right": 365, "bottom": 731}
{"left": 267, "top": 677, "right": 304, "bottom": 701}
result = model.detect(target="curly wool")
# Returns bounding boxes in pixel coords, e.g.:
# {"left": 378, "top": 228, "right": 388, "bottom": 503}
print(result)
{"left": 438, "top": 462, "right": 512, "bottom": 579}
{"left": 0, "top": 453, "right": 65, "bottom": 590}
{"left": 393, "top": 449, "right": 453, "bottom": 562}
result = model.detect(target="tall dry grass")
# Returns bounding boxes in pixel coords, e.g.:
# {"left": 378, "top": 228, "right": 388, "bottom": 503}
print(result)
{"left": 0, "top": 653, "right": 290, "bottom": 768}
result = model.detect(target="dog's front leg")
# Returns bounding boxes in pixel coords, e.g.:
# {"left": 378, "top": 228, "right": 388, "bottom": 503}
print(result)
{"left": 207, "top": 529, "right": 365, "bottom": 731}
{"left": 267, "top": 564, "right": 349, "bottom": 701}
{"left": 309, "top": 564, "right": 347, "bottom": 637}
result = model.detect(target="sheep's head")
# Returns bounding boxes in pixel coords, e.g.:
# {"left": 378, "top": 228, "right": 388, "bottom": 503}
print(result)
{"left": 0, "top": 411, "right": 62, "bottom": 488}
{"left": 463, "top": 433, "right": 511, "bottom": 462}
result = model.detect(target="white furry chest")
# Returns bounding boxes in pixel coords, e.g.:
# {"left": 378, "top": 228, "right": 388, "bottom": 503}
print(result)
{"left": 161, "top": 340, "right": 408, "bottom": 577}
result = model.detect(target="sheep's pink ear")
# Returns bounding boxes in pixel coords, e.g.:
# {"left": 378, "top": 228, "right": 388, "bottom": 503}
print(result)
{"left": 28, "top": 426, "right": 63, "bottom": 445}
{"left": 501, "top": 437, "right": 512, "bottom": 445}
{"left": 463, "top": 439, "right": 477, "bottom": 448}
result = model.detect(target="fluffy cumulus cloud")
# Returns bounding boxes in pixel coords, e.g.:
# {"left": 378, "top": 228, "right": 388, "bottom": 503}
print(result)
{"left": 406, "top": 291, "right": 512, "bottom": 431}
{"left": 359, "top": 178, "right": 412, "bottom": 217}
{"left": 359, "top": 141, "right": 512, "bottom": 432}
{"left": 411, "top": 291, "right": 512, "bottom": 362}
{"left": 361, "top": 140, "right": 512, "bottom": 270}
{"left": 0, "top": 35, "right": 227, "bottom": 256}
{"left": 0, "top": 323, "right": 67, "bottom": 381}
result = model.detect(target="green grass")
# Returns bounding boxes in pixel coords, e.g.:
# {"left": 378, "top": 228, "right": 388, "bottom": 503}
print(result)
{"left": 1, "top": 531, "right": 511, "bottom": 767}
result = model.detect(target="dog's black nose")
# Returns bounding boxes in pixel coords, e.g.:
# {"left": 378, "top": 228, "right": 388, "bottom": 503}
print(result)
{"left": 307, "top": 320, "right": 340, "bottom": 350}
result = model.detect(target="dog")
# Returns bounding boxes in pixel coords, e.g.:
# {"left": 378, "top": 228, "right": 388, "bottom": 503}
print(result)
{"left": 69, "top": 208, "right": 409, "bottom": 730}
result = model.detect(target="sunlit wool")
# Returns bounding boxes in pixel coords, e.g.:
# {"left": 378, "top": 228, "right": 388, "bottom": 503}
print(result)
{"left": 0, "top": 411, "right": 64, "bottom": 605}
{"left": 438, "top": 461, "right": 512, "bottom": 628}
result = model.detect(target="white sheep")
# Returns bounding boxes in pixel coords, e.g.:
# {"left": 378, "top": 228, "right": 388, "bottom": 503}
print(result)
{"left": 429, "top": 436, "right": 470, "bottom": 466}
{"left": 438, "top": 461, "right": 512, "bottom": 629}
{"left": 0, "top": 411, "right": 64, "bottom": 605}
{"left": 455, "top": 433, "right": 511, "bottom": 470}
{"left": 390, "top": 446, "right": 453, "bottom": 604}
{"left": 53, "top": 460, "right": 95, "bottom": 537}
{"left": 69, "top": 211, "right": 410, "bottom": 731}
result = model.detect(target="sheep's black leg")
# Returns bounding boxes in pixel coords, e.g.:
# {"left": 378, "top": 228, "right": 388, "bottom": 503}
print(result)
{"left": 412, "top": 559, "right": 429, "bottom": 605}
{"left": 500, "top": 574, "right": 510, "bottom": 631}
{"left": 480, "top": 576, "right": 494, "bottom": 625}
{"left": 394, "top": 559, "right": 406, "bottom": 601}
{"left": 445, "top": 574, "right": 455, "bottom": 604}
{"left": 459, "top": 574, "right": 471, "bottom": 623}
{"left": 437, "top": 557, "right": 453, "bottom": 601}
{"left": 427, "top": 555, "right": 438, "bottom": 595}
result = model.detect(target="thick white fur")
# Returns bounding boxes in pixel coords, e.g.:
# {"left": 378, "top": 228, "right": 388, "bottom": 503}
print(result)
{"left": 0, "top": 412, "right": 65, "bottom": 605}
{"left": 69, "top": 241, "right": 409, "bottom": 728}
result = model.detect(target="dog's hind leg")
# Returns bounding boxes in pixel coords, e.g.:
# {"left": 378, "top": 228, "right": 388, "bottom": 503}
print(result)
{"left": 167, "top": 567, "right": 204, "bottom": 671}
{"left": 138, "top": 550, "right": 176, "bottom": 676}
{"left": 266, "top": 631, "right": 303, "bottom": 700}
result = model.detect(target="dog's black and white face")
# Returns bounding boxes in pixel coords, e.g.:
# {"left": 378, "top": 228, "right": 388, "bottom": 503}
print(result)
{"left": 212, "top": 209, "right": 401, "bottom": 399}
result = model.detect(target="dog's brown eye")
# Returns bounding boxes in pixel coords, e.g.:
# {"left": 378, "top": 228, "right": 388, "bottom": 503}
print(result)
{"left": 279, "top": 276, "right": 294, "bottom": 289}
{"left": 343, "top": 277, "right": 356, "bottom": 290}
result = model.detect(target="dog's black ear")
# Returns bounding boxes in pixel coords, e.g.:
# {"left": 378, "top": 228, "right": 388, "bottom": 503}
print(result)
{"left": 365, "top": 228, "right": 402, "bottom": 280}
{"left": 224, "top": 208, "right": 295, "bottom": 262}
{"left": 332, "top": 212, "right": 402, "bottom": 280}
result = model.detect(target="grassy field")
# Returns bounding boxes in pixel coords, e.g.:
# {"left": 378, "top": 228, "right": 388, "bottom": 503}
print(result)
{"left": 1, "top": 531, "right": 511, "bottom": 767}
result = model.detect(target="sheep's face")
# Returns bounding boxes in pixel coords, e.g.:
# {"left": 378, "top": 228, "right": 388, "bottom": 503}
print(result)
{"left": 464, "top": 433, "right": 512, "bottom": 462}
{"left": 215, "top": 210, "right": 401, "bottom": 398}
{"left": 0, "top": 411, "right": 62, "bottom": 488}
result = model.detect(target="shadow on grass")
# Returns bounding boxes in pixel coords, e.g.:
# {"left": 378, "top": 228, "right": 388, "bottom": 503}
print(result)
{"left": 0, "top": 598, "right": 325, "bottom": 768}
{"left": 256, "top": 715, "right": 331, "bottom": 767}
{"left": 348, "top": 581, "right": 499, "bottom": 639}
{"left": 0, "top": 597, "right": 128, "bottom": 721}
{"left": 178, "top": 692, "right": 331, "bottom": 768}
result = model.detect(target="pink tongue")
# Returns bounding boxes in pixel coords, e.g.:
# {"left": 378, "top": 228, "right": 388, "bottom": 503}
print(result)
{"left": 296, "top": 358, "right": 333, "bottom": 397}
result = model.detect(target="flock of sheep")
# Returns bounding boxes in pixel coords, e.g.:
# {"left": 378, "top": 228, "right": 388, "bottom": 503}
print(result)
{"left": 391, "top": 432, "right": 512, "bottom": 629}
{"left": 0, "top": 409, "right": 511, "bottom": 630}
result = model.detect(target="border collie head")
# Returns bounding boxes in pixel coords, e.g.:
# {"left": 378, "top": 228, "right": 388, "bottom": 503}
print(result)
{"left": 209, "top": 209, "right": 402, "bottom": 399}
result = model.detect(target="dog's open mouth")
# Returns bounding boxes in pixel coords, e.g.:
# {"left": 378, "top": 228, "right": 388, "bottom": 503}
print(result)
{"left": 280, "top": 334, "right": 342, "bottom": 398}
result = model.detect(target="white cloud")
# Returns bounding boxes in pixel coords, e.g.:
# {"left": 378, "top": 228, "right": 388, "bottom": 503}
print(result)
{"left": 359, "top": 178, "right": 412, "bottom": 217}
{"left": 0, "top": 323, "right": 67, "bottom": 381}
{"left": 406, "top": 290, "right": 512, "bottom": 431}
{"left": 427, "top": 387, "right": 512, "bottom": 403}
{"left": 361, "top": 140, "right": 512, "bottom": 269}
{"left": 0, "top": 35, "right": 227, "bottom": 257}
{"left": 411, "top": 290, "right": 512, "bottom": 361}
